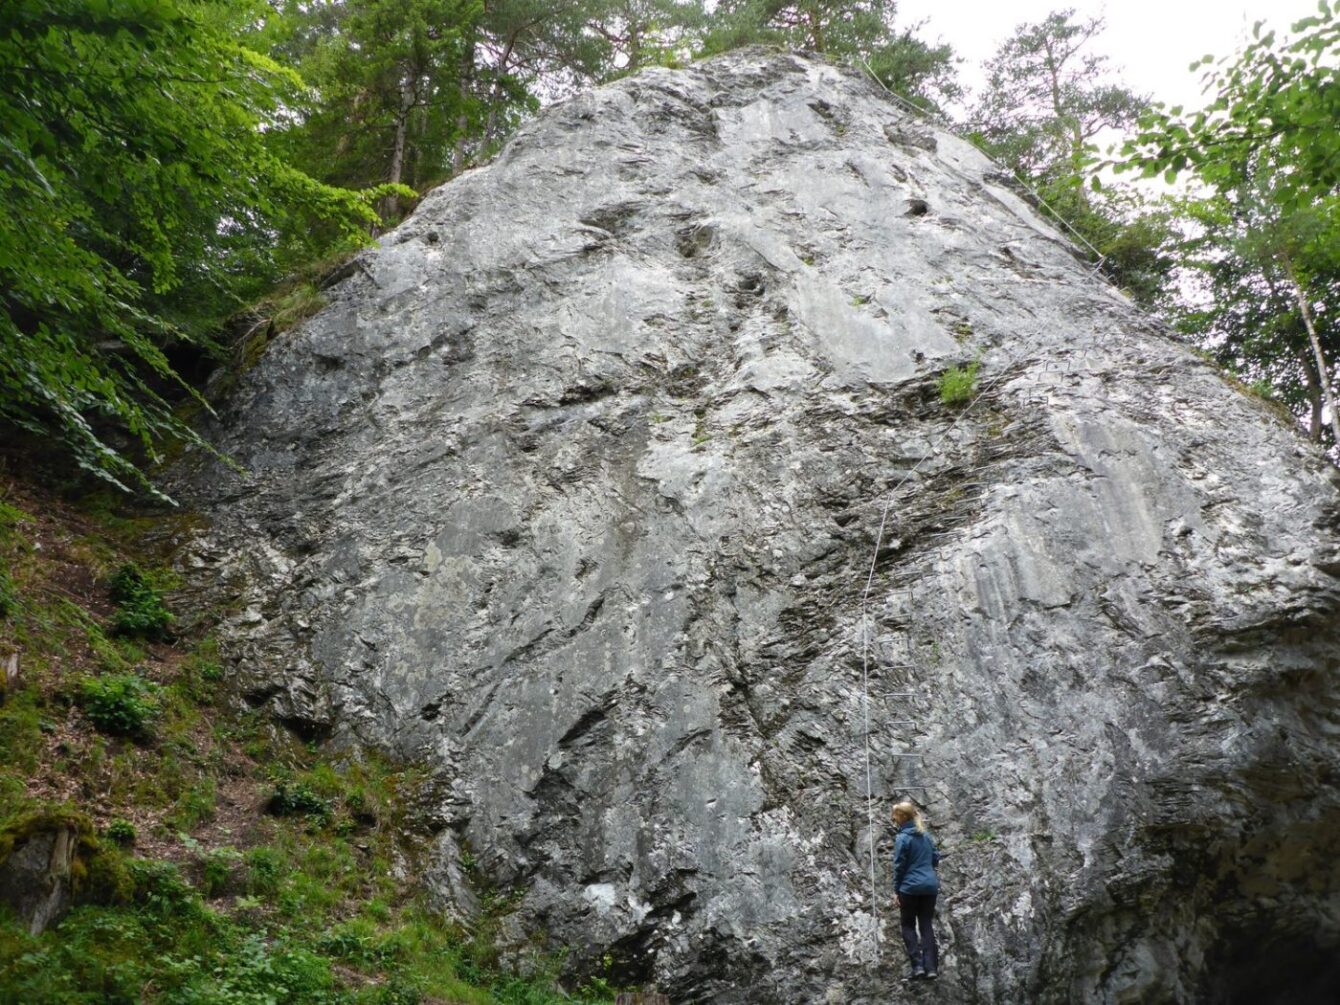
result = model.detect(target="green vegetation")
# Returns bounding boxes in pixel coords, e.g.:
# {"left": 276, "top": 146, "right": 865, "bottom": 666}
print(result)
{"left": 104, "top": 819, "right": 137, "bottom": 847}
{"left": 78, "top": 672, "right": 162, "bottom": 740}
{"left": 938, "top": 362, "right": 980, "bottom": 407}
{"left": 0, "top": 501, "right": 20, "bottom": 620}
{"left": 702, "top": 0, "right": 959, "bottom": 113}
{"left": 267, "top": 780, "right": 333, "bottom": 822}
{"left": 108, "top": 564, "right": 174, "bottom": 641}
{"left": 1119, "top": 4, "right": 1340, "bottom": 450}
{"left": 965, "top": 8, "right": 1175, "bottom": 307}
{"left": 0, "top": 478, "right": 614, "bottom": 1004}
{"left": 0, "top": 0, "right": 405, "bottom": 497}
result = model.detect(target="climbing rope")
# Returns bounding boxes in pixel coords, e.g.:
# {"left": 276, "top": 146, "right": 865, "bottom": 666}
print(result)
{"left": 855, "top": 354, "right": 1034, "bottom": 960}
{"left": 842, "top": 55, "right": 1188, "bottom": 963}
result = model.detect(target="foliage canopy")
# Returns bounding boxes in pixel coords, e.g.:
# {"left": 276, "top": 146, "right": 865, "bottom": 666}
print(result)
{"left": 1120, "top": 2, "right": 1340, "bottom": 445}
{"left": 0, "top": 0, "right": 398, "bottom": 496}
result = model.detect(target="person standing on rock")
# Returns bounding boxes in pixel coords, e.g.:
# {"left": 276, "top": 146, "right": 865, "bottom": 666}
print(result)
{"left": 892, "top": 800, "right": 941, "bottom": 981}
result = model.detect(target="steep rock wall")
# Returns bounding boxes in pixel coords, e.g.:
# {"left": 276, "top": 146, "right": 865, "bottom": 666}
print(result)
{"left": 179, "top": 50, "right": 1340, "bottom": 1003}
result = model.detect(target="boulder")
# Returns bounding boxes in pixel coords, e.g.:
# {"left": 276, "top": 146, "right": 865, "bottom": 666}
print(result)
{"left": 179, "top": 49, "right": 1340, "bottom": 1002}
{"left": 0, "top": 812, "right": 87, "bottom": 935}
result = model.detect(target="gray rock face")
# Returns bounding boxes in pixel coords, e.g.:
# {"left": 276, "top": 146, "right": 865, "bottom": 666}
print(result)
{"left": 180, "top": 50, "right": 1340, "bottom": 1002}
{"left": 0, "top": 826, "right": 77, "bottom": 936}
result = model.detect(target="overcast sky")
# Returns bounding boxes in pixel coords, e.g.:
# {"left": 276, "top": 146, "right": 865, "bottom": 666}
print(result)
{"left": 894, "top": 0, "right": 1313, "bottom": 110}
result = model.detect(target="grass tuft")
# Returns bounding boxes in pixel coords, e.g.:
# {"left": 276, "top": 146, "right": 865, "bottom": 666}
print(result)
{"left": 938, "top": 361, "right": 980, "bottom": 406}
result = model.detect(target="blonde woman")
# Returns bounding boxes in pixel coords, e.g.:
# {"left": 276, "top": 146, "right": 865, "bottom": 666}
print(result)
{"left": 892, "top": 801, "right": 941, "bottom": 981}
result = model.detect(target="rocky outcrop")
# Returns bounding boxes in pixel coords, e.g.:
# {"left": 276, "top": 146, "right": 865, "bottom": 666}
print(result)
{"left": 0, "top": 812, "right": 89, "bottom": 935}
{"left": 178, "top": 50, "right": 1340, "bottom": 1002}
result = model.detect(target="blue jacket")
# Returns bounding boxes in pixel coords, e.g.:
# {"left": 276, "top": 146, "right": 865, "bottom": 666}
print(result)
{"left": 893, "top": 822, "right": 941, "bottom": 895}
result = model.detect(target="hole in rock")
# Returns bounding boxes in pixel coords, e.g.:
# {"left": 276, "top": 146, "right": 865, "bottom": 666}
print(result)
{"left": 1202, "top": 930, "right": 1340, "bottom": 1003}
{"left": 579, "top": 202, "right": 640, "bottom": 236}
{"left": 242, "top": 683, "right": 282, "bottom": 708}
{"left": 276, "top": 714, "right": 333, "bottom": 746}
{"left": 737, "top": 273, "right": 765, "bottom": 296}
{"left": 675, "top": 223, "right": 715, "bottom": 259}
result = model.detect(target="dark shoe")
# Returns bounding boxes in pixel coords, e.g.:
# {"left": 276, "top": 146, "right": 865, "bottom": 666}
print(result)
{"left": 907, "top": 968, "right": 926, "bottom": 981}
{"left": 924, "top": 971, "right": 938, "bottom": 980}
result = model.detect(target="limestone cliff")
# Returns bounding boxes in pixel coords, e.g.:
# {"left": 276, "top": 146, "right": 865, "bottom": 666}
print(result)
{"left": 178, "top": 50, "right": 1340, "bottom": 1003}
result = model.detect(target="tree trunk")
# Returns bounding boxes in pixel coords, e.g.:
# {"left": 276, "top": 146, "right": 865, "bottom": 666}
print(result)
{"left": 381, "top": 71, "right": 418, "bottom": 221}
{"left": 1297, "top": 347, "right": 1324, "bottom": 440}
{"left": 452, "top": 38, "right": 477, "bottom": 175}
{"left": 807, "top": 9, "right": 825, "bottom": 53}
{"left": 1285, "top": 260, "right": 1340, "bottom": 448}
{"left": 481, "top": 34, "right": 520, "bottom": 151}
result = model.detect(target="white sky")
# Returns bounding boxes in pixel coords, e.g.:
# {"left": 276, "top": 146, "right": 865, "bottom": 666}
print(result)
{"left": 895, "top": 0, "right": 1314, "bottom": 110}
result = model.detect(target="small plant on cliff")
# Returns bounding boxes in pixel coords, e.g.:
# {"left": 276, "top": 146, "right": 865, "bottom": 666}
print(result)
{"left": 266, "top": 780, "right": 331, "bottom": 821}
{"left": 939, "top": 362, "right": 980, "bottom": 406}
{"left": 108, "top": 565, "right": 173, "bottom": 641}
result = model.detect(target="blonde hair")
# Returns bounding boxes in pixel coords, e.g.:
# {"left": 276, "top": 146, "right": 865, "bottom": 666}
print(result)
{"left": 892, "top": 800, "right": 927, "bottom": 833}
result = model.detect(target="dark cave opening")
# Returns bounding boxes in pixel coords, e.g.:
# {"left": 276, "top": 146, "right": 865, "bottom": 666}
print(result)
{"left": 1203, "top": 930, "right": 1340, "bottom": 1004}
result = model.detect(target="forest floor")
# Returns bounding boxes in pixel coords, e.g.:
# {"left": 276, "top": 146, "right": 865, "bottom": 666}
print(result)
{"left": 0, "top": 466, "right": 615, "bottom": 1005}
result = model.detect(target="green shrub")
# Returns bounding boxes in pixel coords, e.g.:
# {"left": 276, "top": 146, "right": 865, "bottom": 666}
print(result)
{"left": 244, "top": 846, "right": 288, "bottom": 896}
{"left": 108, "top": 564, "right": 173, "bottom": 640}
{"left": 179, "top": 645, "right": 226, "bottom": 706}
{"left": 267, "top": 781, "right": 331, "bottom": 820}
{"left": 0, "top": 691, "right": 44, "bottom": 776}
{"left": 200, "top": 934, "right": 338, "bottom": 1003}
{"left": 938, "top": 361, "right": 980, "bottom": 406}
{"left": 78, "top": 672, "right": 161, "bottom": 738}
{"left": 0, "top": 502, "right": 22, "bottom": 621}
{"left": 128, "top": 859, "right": 194, "bottom": 910}
{"left": 170, "top": 778, "right": 218, "bottom": 831}
{"left": 104, "top": 818, "right": 136, "bottom": 847}
{"left": 201, "top": 847, "right": 243, "bottom": 899}
{"left": 81, "top": 844, "right": 136, "bottom": 905}
{"left": 318, "top": 917, "right": 401, "bottom": 967}
{"left": 366, "top": 976, "right": 425, "bottom": 1005}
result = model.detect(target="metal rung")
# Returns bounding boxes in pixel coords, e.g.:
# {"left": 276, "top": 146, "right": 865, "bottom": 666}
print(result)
{"left": 885, "top": 692, "right": 917, "bottom": 697}
{"left": 889, "top": 753, "right": 925, "bottom": 758}
{"left": 887, "top": 720, "right": 916, "bottom": 725}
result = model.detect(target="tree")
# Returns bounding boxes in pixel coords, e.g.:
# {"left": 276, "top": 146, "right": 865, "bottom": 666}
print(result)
{"left": 1120, "top": 4, "right": 1340, "bottom": 446}
{"left": 0, "top": 0, "right": 396, "bottom": 495}
{"left": 269, "top": 1, "right": 700, "bottom": 188}
{"left": 266, "top": 0, "right": 482, "bottom": 202}
{"left": 703, "top": 1, "right": 960, "bottom": 113}
{"left": 1171, "top": 193, "right": 1340, "bottom": 441}
{"left": 965, "top": 8, "right": 1172, "bottom": 304}
{"left": 586, "top": 0, "right": 711, "bottom": 77}
{"left": 969, "top": 8, "right": 1144, "bottom": 180}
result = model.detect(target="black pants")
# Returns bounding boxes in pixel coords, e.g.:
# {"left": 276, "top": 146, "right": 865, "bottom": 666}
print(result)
{"left": 899, "top": 893, "right": 938, "bottom": 973}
